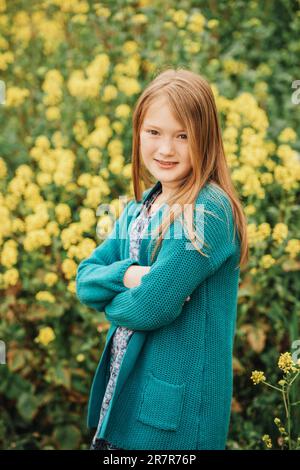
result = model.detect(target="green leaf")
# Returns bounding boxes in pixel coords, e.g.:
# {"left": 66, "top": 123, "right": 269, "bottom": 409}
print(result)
{"left": 17, "top": 393, "right": 40, "bottom": 422}
{"left": 53, "top": 425, "right": 81, "bottom": 450}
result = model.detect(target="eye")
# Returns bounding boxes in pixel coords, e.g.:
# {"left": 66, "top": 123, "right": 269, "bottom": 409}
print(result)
{"left": 146, "top": 129, "right": 187, "bottom": 139}
{"left": 146, "top": 129, "right": 159, "bottom": 135}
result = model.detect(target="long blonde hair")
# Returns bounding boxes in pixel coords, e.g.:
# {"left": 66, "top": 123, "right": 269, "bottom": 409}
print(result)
{"left": 130, "top": 67, "right": 249, "bottom": 270}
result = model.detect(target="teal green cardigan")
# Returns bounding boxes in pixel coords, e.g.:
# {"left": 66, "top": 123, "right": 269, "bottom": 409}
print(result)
{"left": 76, "top": 181, "right": 241, "bottom": 450}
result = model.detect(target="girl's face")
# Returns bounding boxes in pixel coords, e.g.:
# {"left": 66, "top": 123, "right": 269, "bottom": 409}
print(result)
{"left": 139, "top": 97, "right": 192, "bottom": 195}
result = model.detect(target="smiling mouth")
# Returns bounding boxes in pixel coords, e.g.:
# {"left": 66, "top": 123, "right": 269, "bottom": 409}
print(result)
{"left": 154, "top": 159, "right": 178, "bottom": 165}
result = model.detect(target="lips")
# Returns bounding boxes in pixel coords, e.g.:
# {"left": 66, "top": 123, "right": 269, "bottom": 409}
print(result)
{"left": 154, "top": 159, "right": 178, "bottom": 165}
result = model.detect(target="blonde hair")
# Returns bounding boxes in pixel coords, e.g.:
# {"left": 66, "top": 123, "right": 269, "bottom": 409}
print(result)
{"left": 129, "top": 67, "right": 249, "bottom": 270}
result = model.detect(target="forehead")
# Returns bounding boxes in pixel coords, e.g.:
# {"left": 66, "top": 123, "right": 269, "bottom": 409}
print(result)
{"left": 142, "top": 98, "right": 185, "bottom": 131}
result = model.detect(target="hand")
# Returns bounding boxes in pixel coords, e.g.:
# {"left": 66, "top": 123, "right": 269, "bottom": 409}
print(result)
{"left": 123, "top": 265, "right": 151, "bottom": 289}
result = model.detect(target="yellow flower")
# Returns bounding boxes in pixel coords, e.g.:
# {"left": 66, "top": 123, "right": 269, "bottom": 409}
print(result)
{"left": 45, "top": 106, "right": 61, "bottom": 121}
{"left": 12, "top": 218, "right": 25, "bottom": 233}
{"left": 257, "top": 223, "right": 271, "bottom": 240}
{"left": 102, "top": 85, "right": 118, "bottom": 102}
{"left": 274, "top": 417, "right": 281, "bottom": 426}
{"left": 87, "top": 148, "right": 102, "bottom": 166}
{"left": 35, "top": 326, "right": 55, "bottom": 346}
{"left": 5, "top": 86, "right": 29, "bottom": 107}
{"left": 278, "top": 379, "right": 287, "bottom": 386}
{"left": 3, "top": 268, "right": 19, "bottom": 287}
{"left": 35, "top": 135, "right": 51, "bottom": 150}
{"left": 61, "top": 258, "right": 77, "bottom": 280}
{"left": 36, "top": 172, "right": 52, "bottom": 187}
{"left": 278, "top": 352, "right": 295, "bottom": 374}
{"left": 188, "top": 12, "right": 206, "bottom": 33}
{"left": 131, "top": 13, "right": 148, "bottom": 25}
{"left": 115, "top": 103, "right": 131, "bottom": 119}
{"left": 68, "top": 281, "right": 76, "bottom": 294}
{"left": 79, "top": 208, "right": 96, "bottom": 229}
{"left": 46, "top": 221, "right": 59, "bottom": 237}
{"left": 23, "top": 230, "right": 51, "bottom": 251}
{"left": 0, "top": 157, "right": 8, "bottom": 178}
{"left": 75, "top": 238, "right": 96, "bottom": 260}
{"left": 260, "top": 254, "right": 276, "bottom": 269}
{"left": 55, "top": 203, "right": 71, "bottom": 225}
{"left": 77, "top": 173, "right": 93, "bottom": 188}
{"left": 1, "top": 240, "right": 18, "bottom": 268}
{"left": 36, "top": 291, "right": 55, "bottom": 303}
{"left": 278, "top": 127, "right": 297, "bottom": 143}
{"left": 250, "top": 370, "right": 266, "bottom": 385}
{"left": 44, "top": 273, "right": 58, "bottom": 287}
{"left": 207, "top": 19, "right": 219, "bottom": 29}
{"left": 285, "top": 239, "right": 300, "bottom": 259}
{"left": 262, "top": 434, "right": 272, "bottom": 448}
{"left": 122, "top": 40, "right": 138, "bottom": 54}
{"left": 76, "top": 353, "right": 85, "bottom": 362}
{"left": 272, "top": 223, "right": 288, "bottom": 244}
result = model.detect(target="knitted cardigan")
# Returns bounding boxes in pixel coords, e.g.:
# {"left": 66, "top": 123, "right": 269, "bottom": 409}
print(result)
{"left": 76, "top": 180, "right": 241, "bottom": 450}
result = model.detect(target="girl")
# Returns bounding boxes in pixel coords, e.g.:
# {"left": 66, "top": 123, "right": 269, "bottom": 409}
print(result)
{"left": 76, "top": 68, "right": 249, "bottom": 450}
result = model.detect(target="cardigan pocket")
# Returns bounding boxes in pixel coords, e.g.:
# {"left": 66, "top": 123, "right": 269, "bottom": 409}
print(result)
{"left": 137, "top": 371, "right": 186, "bottom": 431}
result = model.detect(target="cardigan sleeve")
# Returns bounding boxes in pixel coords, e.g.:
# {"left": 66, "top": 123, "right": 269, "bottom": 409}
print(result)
{"left": 104, "top": 195, "right": 239, "bottom": 331}
{"left": 75, "top": 199, "right": 139, "bottom": 311}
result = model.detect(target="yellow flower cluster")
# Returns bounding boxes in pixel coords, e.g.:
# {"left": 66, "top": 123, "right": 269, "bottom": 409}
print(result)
{"left": 278, "top": 352, "right": 296, "bottom": 374}
{"left": 61, "top": 258, "right": 77, "bottom": 280}
{"left": 0, "top": 50, "right": 14, "bottom": 70}
{"left": 131, "top": 13, "right": 148, "bottom": 25}
{"left": 87, "top": 148, "right": 102, "bottom": 168}
{"left": 250, "top": 370, "right": 266, "bottom": 385}
{"left": 262, "top": 434, "right": 272, "bottom": 448}
{"left": 1, "top": 239, "right": 18, "bottom": 268}
{"left": 67, "top": 238, "right": 96, "bottom": 261}
{"left": 67, "top": 54, "right": 110, "bottom": 99}
{"left": 35, "top": 326, "right": 55, "bottom": 346}
{"left": 36, "top": 291, "right": 55, "bottom": 303}
{"left": 278, "top": 127, "right": 297, "bottom": 143}
{"left": 51, "top": 0, "right": 89, "bottom": 14}
{"left": 29, "top": 138, "right": 76, "bottom": 187}
{"left": 0, "top": 158, "right": 7, "bottom": 178}
{"left": 272, "top": 223, "right": 288, "bottom": 244}
{"left": 42, "top": 69, "right": 63, "bottom": 106}
{"left": 223, "top": 59, "right": 247, "bottom": 75}
{"left": 0, "top": 268, "right": 19, "bottom": 288}
{"left": 44, "top": 273, "right": 58, "bottom": 287}
{"left": 61, "top": 223, "right": 84, "bottom": 250}
{"left": 24, "top": 230, "right": 51, "bottom": 252}
{"left": 285, "top": 239, "right": 300, "bottom": 259}
{"left": 260, "top": 254, "right": 276, "bottom": 269}
{"left": 5, "top": 86, "right": 29, "bottom": 107}
{"left": 246, "top": 222, "right": 271, "bottom": 246}
{"left": 188, "top": 12, "right": 206, "bottom": 33}
{"left": 55, "top": 204, "right": 72, "bottom": 225}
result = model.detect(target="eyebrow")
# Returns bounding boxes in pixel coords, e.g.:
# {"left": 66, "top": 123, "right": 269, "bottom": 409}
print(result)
{"left": 143, "top": 122, "right": 186, "bottom": 132}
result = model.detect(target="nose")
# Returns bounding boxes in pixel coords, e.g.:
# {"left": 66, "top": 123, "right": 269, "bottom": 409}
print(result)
{"left": 159, "top": 139, "right": 175, "bottom": 156}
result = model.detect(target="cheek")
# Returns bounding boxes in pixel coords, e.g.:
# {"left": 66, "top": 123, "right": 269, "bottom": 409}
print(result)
{"left": 140, "top": 139, "right": 156, "bottom": 155}
{"left": 181, "top": 149, "right": 191, "bottom": 165}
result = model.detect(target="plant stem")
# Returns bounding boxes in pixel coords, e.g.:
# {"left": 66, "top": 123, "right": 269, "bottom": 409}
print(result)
{"left": 262, "top": 381, "right": 282, "bottom": 392}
